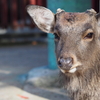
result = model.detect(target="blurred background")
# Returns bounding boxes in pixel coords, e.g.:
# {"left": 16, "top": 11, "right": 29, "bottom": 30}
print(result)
{"left": 0, "top": 0, "right": 98, "bottom": 45}
{"left": 0, "top": 0, "right": 47, "bottom": 45}
{"left": 0, "top": 0, "right": 99, "bottom": 100}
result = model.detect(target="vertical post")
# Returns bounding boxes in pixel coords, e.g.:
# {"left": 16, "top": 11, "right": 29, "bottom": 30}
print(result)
{"left": 48, "top": 34, "right": 57, "bottom": 69}
{"left": 0, "top": 0, "right": 8, "bottom": 28}
{"left": 10, "top": 0, "right": 18, "bottom": 29}
{"left": 47, "top": 0, "right": 91, "bottom": 70}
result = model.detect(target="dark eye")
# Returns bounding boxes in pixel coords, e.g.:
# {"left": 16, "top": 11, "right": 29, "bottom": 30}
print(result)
{"left": 84, "top": 33, "right": 93, "bottom": 39}
{"left": 54, "top": 33, "right": 60, "bottom": 41}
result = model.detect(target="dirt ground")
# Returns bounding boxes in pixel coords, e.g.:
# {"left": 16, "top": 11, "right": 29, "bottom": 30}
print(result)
{"left": 0, "top": 44, "right": 70, "bottom": 100}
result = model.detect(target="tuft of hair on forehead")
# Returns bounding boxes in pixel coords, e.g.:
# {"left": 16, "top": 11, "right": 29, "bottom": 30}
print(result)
{"left": 56, "top": 8, "right": 65, "bottom": 14}
{"left": 85, "top": 9, "right": 97, "bottom": 16}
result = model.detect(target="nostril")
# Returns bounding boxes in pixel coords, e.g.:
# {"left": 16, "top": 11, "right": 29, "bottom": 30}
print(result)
{"left": 58, "top": 59, "right": 62, "bottom": 67}
{"left": 65, "top": 57, "right": 73, "bottom": 65}
{"left": 58, "top": 58, "right": 64, "bottom": 67}
{"left": 60, "top": 58, "right": 65, "bottom": 63}
{"left": 58, "top": 61, "right": 61, "bottom": 66}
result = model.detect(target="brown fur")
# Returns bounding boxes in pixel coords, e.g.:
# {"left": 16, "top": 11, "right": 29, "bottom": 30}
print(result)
{"left": 55, "top": 11, "right": 100, "bottom": 100}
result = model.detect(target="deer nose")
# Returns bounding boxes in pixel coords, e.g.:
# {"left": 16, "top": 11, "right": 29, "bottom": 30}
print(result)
{"left": 58, "top": 57, "right": 73, "bottom": 70}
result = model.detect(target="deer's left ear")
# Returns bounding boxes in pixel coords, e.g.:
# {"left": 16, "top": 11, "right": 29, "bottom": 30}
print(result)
{"left": 27, "top": 5, "right": 55, "bottom": 33}
{"left": 96, "top": 13, "right": 100, "bottom": 26}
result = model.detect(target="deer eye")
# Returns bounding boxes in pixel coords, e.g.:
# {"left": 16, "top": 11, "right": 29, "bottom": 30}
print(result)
{"left": 84, "top": 32, "right": 93, "bottom": 39}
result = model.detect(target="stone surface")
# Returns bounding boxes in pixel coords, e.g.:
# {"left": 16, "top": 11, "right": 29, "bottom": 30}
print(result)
{"left": 27, "top": 66, "right": 60, "bottom": 87}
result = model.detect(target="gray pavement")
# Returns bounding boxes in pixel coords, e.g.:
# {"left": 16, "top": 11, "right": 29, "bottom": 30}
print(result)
{"left": 0, "top": 44, "right": 69, "bottom": 100}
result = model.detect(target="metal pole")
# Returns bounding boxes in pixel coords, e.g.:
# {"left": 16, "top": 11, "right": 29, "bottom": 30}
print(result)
{"left": 47, "top": 33, "right": 57, "bottom": 69}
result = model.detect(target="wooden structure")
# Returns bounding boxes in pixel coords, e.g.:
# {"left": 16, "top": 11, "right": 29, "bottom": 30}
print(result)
{"left": 0, "top": 0, "right": 46, "bottom": 29}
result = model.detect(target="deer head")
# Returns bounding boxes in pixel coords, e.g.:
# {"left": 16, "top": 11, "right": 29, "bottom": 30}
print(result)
{"left": 27, "top": 5, "right": 100, "bottom": 75}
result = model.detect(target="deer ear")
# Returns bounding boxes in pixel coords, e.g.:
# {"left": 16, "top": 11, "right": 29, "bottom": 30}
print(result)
{"left": 27, "top": 5, "right": 55, "bottom": 33}
{"left": 96, "top": 13, "right": 100, "bottom": 26}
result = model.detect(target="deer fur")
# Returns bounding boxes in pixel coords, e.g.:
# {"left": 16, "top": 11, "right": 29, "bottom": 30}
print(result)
{"left": 27, "top": 5, "right": 100, "bottom": 100}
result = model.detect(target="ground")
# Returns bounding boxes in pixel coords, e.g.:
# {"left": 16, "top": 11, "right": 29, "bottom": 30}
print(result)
{"left": 0, "top": 44, "right": 69, "bottom": 100}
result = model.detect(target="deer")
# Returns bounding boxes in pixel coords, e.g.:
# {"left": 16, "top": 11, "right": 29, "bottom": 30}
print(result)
{"left": 27, "top": 5, "right": 100, "bottom": 100}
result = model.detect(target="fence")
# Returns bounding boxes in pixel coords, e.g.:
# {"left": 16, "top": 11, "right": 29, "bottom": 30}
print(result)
{"left": 0, "top": 0, "right": 46, "bottom": 31}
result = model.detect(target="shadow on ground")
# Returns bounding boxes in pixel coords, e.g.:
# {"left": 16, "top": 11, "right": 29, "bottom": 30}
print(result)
{"left": 24, "top": 83, "right": 70, "bottom": 100}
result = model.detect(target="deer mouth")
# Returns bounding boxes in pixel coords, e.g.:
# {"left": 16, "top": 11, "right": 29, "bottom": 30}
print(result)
{"left": 68, "top": 67, "right": 77, "bottom": 73}
{"left": 59, "top": 67, "right": 77, "bottom": 73}
{"left": 59, "top": 62, "right": 82, "bottom": 74}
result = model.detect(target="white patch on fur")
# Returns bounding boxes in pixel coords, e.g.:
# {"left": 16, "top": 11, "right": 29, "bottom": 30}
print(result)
{"left": 68, "top": 68, "right": 77, "bottom": 73}
{"left": 60, "top": 68, "right": 77, "bottom": 73}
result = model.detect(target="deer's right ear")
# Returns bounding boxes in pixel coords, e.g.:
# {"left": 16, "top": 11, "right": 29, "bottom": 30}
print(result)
{"left": 96, "top": 13, "right": 100, "bottom": 27}
{"left": 27, "top": 5, "right": 55, "bottom": 33}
